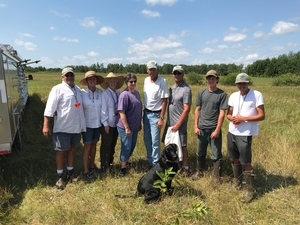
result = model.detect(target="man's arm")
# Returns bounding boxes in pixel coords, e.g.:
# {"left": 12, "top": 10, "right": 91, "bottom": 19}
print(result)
{"left": 172, "top": 103, "right": 191, "bottom": 132}
{"left": 43, "top": 116, "right": 52, "bottom": 137}
{"left": 234, "top": 105, "right": 265, "bottom": 122}
{"left": 194, "top": 106, "right": 201, "bottom": 135}
{"left": 157, "top": 98, "right": 168, "bottom": 129}
{"left": 211, "top": 109, "right": 226, "bottom": 139}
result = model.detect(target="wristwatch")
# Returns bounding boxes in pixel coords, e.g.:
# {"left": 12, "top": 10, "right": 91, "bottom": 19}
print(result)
{"left": 159, "top": 115, "right": 164, "bottom": 120}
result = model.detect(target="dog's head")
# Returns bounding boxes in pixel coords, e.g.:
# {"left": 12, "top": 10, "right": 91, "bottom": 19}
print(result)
{"left": 162, "top": 144, "right": 179, "bottom": 164}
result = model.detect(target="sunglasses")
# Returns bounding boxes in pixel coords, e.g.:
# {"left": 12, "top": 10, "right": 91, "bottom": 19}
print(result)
{"left": 173, "top": 72, "right": 182, "bottom": 75}
{"left": 64, "top": 73, "right": 74, "bottom": 77}
{"left": 128, "top": 80, "right": 137, "bottom": 84}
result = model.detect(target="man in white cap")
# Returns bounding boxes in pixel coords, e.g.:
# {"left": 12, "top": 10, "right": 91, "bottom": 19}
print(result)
{"left": 143, "top": 60, "right": 168, "bottom": 167}
{"left": 43, "top": 67, "right": 86, "bottom": 190}
{"left": 227, "top": 73, "right": 265, "bottom": 202}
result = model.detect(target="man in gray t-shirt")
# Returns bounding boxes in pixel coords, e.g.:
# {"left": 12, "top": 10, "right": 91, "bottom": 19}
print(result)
{"left": 162, "top": 65, "right": 192, "bottom": 176}
{"left": 191, "top": 70, "right": 228, "bottom": 184}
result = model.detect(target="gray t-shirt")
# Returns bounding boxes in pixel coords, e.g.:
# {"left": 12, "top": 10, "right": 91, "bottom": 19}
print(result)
{"left": 166, "top": 82, "right": 192, "bottom": 131}
{"left": 195, "top": 88, "right": 228, "bottom": 129}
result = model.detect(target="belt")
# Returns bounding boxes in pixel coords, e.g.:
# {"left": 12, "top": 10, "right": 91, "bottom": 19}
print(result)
{"left": 144, "top": 108, "right": 161, "bottom": 113}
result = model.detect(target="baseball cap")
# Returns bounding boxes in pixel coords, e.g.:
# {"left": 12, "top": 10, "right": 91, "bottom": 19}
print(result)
{"left": 62, "top": 67, "right": 74, "bottom": 76}
{"left": 235, "top": 73, "right": 250, "bottom": 83}
{"left": 146, "top": 60, "right": 157, "bottom": 69}
{"left": 172, "top": 65, "right": 184, "bottom": 73}
{"left": 206, "top": 70, "right": 218, "bottom": 78}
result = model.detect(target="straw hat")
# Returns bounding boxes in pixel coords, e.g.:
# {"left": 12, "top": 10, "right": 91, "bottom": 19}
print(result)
{"left": 80, "top": 71, "right": 104, "bottom": 85}
{"left": 100, "top": 72, "right": 124, "bottom": 89}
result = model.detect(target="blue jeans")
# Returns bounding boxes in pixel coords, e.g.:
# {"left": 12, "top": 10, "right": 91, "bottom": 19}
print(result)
{"left": 197, "top": 128, "right": 223, "bottom": 161}
{"left": 117, "top": 126, "right": 138, "bottom": 162}
{"left": 143, "top": 110, "right": 161, "bottom": 165}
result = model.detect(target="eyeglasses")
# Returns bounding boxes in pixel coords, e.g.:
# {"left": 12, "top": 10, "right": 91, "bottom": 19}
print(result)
{"left": 128, "top": 80, "right": 137, "bottom": 84}
{"left": 64, "top": 73, "right": 74, "bottom": 77}
{"left": 173, "top": 72, "right": 182, "bottom": 75}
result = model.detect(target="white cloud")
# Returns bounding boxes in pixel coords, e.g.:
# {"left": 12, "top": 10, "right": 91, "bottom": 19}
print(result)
{"left": 162, "top": 49, "right": 191, "bottom": 59}
{"left": 223, "top": 33, "right": 247, "bottom": 42}
{"left": 141, "top": 9, "right": 160, "bottom": 18}
{"left": 20, "top": 33, "right": 35, "bottom": 38}
{"left": 73, "top": 55, "right": 87, "bottom": 60}
{"left": 253, "top": 30, "right": 266, "bottom": 39}
{"left": 0, "top": 4, "right": 7, "bottom": 7}
{"left": 49, "top": 10, "right": 70, "bottom": 17}
{"left": 200, "top": 47, "right": 216, "bottom": 54}
{"left": 271, "top": 21, "right": 300, "bottom": 35}
{"left": 102, "top": 57, "right": 123, "bottom": 64}
{"left": 53, "top": 37, "right": 79, "bottom": 43}
{"left": 270, "top": 46, "right": 285, "bottom": 51}
{"left": 287, "top": 42, "right": 298, "bottom": 47}
{"left": 98, "top": 26, "right": 117, "bottom": 35}
{"left": 88, "top": 51, "right": 99, "bottom": 57}
{"left": 245, "top": 54, "right": 259, "bottom": 61}
{"left": 180, "top": 30, "right": 190, "bottom": 37}
{"left": 256, "top": 23, "right": 263, "bottom": 27}
{"left": 205, "top": 38, "right": 218, "bottom": 45}
{"left": 15, "top": 39, "right": 37, "bottom": 51}
{"left": 146, "top": 0, "right": 178, "bottom": 6}
{"left": 229, "top": 26, "right": 237, "bottom": 31}
{"left": 80, "top": 17, "right": 97, "bottom": 28}
{"left": 218, "top": 45, "right": 228, "bottom": 50}
{"left": 125, "top": 37, "right": 135, "bottom": 43}
{"left": 49, "top": 26, "right": 55, "bottom": 30}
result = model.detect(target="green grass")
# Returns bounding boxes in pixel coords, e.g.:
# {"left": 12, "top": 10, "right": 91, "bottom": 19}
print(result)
{"left": 0, "top": 72, "right": 300, "bottom": 225}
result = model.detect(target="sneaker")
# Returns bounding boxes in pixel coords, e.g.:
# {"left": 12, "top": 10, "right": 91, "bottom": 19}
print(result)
{"left": 83, "top": 172, "right": 96, "bottom": 182}
{"left": 89, "top": 166, "right": 100, "bottom": 176}
{"left": 56, "top": 173, "right": 65, "bottom": 190}
{"left": 66, "top": 169, "right": 78, "bottom": 183}
{"left": 120, "top": 168, "right": 127, "bottom": 176}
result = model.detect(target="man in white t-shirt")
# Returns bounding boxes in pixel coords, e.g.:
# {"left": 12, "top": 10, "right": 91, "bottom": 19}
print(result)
{"left": 43, "top": 67, "right": 86, "bottom": 190}
{"left": 143, "top": 60, "right": 168, "bottom": 167}
{"left": 227, "top": 73, "right": 265, "bottom": 202}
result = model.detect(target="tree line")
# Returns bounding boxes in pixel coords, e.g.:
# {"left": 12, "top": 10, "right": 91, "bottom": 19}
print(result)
{"left": 25, "top": 50, "right": 300, "bottom": 77}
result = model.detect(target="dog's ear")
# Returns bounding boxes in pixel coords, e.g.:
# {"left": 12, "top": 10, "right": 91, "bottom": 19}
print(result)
{"left": 168, "top": 144, "right": 178, "bottom": 152}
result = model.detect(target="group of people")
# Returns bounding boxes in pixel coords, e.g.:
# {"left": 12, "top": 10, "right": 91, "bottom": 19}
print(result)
{"left": 42, "top": 62, "right": 265, "bottom": 202}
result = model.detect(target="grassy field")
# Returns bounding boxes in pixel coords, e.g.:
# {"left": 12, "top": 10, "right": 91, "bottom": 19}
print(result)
{"left": 0, "top": 72, "right": 300, "bottom": 225}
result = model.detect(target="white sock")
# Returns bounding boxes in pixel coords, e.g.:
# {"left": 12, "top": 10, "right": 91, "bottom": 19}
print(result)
{"left": 67, "top": 166, "right": 73, "bottom": 171}
{"left": 57, "top": 169, "right": 63, "bottom": 174}
{"left": 183, "top": 166, "right": 189, "bottom": 170}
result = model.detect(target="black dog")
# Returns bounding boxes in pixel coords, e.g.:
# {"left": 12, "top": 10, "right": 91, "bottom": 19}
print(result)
{"left": 135, "top": 144, "right": 179, "bottom": 203}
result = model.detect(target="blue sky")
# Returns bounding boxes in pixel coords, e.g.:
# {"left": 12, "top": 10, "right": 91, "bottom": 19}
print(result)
{"left": 1, "top": 0, "right": 300, "bottom": 69}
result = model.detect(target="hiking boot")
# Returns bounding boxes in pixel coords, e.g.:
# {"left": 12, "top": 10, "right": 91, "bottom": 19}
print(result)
{"left": 120, "top": 168, "right": 128, "bottom": 176}
{"left": 241, "top": 171, "right": 255, "bottom": 203}
{"left": 89, "top": 166, "right": 100, "bottom": 176}
{"left": 56, "top": 173, "right": 65, "bottom": 190}
{"left": 66, "top": 169, "right": 78, "bottom": 183}
{"left": 179, "top": 167, "right": 190, "bottom": 177}
{"left": 191, "top": 155, "right": 206, "bottom": 180}
{"left": 232, "top": 163, "right": 243, "bottom": 190}
{"left": 213, "top": 160, "right": 222, "bottom": 185}
{"left": 83, "top": 172, "right": 96, "bottom": 182}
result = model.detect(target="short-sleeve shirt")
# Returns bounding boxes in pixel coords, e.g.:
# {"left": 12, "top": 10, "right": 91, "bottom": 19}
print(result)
{"left": 166, "top": 81, "right": 192, "bottom": 131}
{"left": 195, "top": 88, "right": 228, "bottom": 129}
{"left": 228, "top": 89, "right": 264, "bottom": 136}
{"left": 143, "top": 75, "right": 168, "bottom": 111}
{"left": 44, "top": 81, "right": 86, "bottom": 133}
{"left": 116, "top": 89, "right": 142, "bottom": 131}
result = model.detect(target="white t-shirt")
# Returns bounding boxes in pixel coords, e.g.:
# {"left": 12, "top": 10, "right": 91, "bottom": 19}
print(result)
{"left": 81, "top": 87, "right": 102, "bottom": 128}
{"left": 143, "top": 75, "right": 168, "bottom": 111}
{"left": 228, "top": 89, "right": 264, "bottom": 136}
{"left": 44, "top": 81, "right": 86, "bottom": 133}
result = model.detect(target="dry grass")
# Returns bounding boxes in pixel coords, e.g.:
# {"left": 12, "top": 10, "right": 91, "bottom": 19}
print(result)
{"left": 0, "top": 72, "right": 300, "bottom": 225}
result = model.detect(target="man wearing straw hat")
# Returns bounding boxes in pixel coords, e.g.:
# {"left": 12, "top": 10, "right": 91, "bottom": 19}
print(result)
{"left": 100, "top": 72, "right": 124, "bottom": 173}
{"left": 43, "top": 67, "right": 86, "bottom": 190}
{"left": 80, "top": 71, "right": 104, "bottom": 181}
